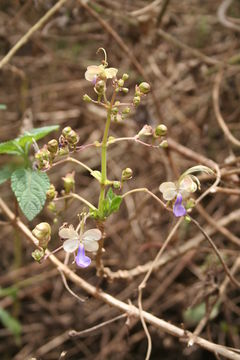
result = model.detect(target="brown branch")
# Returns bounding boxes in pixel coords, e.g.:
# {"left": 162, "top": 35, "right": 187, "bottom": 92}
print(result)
{"left": 0, "top": 197, "right": 239, "bottom": 359}
{"left": 0, "top": 0, "right": 69, "bottom": 69}
{"left": 213, "top": 71, "right": 240, "bottom": 147}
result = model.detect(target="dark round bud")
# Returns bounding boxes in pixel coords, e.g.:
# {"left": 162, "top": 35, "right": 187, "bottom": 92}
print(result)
{"left": 65, "top": 130, "right": 79, "bottom": 146}
{"left": 95, "top": 80, "right": 105, "bottom": 93}
{"left": 47, "top": 139, "right": 58, "bottom": 154}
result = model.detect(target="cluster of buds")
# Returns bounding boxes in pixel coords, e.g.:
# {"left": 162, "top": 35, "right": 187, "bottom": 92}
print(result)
{"left": 32, "top": 222, "right": 51, "bottom": 261}
{"left": 34, "top": 127, "right": 79, "bottom": 170}
{"left": 115, "top": 73, "right": 129, "bottom": 94}
{"left": 133, "top": 82, "right": 150, "bottom": 107}
{"left": 137, "top": 124, "right": 168, "bottom": 148}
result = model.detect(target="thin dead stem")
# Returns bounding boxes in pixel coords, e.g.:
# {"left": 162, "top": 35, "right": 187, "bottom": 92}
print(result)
{"left": 190, "top": 216, "right": 240, "bottom": 288}
{"left": 138, "top": 219, "right": 182, "bottom": 360}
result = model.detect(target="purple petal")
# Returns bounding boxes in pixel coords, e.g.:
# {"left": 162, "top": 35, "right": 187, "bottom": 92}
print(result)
{"left": 92, "top": 75, "right": 98, "bottom": 85}
{"left": 75, "top": 244, "right": 91, "bottom": 268}
{"left": 173, "top": 194, "right": 186, "bottom": 217}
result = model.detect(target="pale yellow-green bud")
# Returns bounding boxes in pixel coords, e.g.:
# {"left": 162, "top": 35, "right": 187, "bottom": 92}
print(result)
{"left": 122, "top": 87, "right": 129, "bottom": 94}
{"left": 47, "top": 201, "right": 57, "bottom": 213}
{"left": 58, "top": 146, "right": 69, "bottom": 156}
{"left": 113, "top": 181, "right": 121, "bottom": 189}
{"left": 83, "top": 94, "right": 92, "bottom": 102}
{"left": 121, "top": 167, "right": 133, "bottom": 181}
{"left": 122, "top": 73, "right": 129, "bottom": 81}
{"left": 155, "top": 124, "right": 168, "bottom": 137}
{"left": 32, "top": 222, "right": 51, "bottom": 248}
{"left": 62, "top": 172, "right": 75, "bottom": 194}
{"left": 159, "top": 140, "right": 168, "bottom": 148}
{"left": 32, "top": 249, "right": 45, "bottom": 262}
{"left": 133, "top": 96, "right": 141, "bottom": 106}
{"left": 112, "top": 107, "right": 118, "bottom": 115}
{"left": 138, "top": 125, "right": 153, "bottom": 137}
{"left": 139, "top": 82, "right": 150, "bottom": 94}
{"left": 62, "top": 126, "right": 72, "bottom": 137}
{"left": 122, "top": 107, "right": 130, "bottom": 114}
{"left": 46, "top": 184, "right": 57, "bottom": 201}
{"left": 118, "top": 79, "right": 124, "bottom": 87}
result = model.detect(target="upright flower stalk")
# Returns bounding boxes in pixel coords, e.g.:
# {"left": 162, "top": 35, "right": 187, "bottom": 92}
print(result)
{"left": 98, "top": 90, "right": 116, "bottom": 217}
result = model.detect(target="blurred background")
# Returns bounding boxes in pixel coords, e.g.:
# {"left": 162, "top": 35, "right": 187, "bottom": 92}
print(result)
{"left": 0, "top": 0, "right": 240, "bottom": 359}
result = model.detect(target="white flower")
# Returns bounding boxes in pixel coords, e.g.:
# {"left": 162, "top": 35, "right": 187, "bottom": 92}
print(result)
{"left": 59, "top": 225, "right": 102, "bottom": 253}
{"left": 159, "top": 175, "right": 197, "bottom": 201}
{"left": 85, "top": 64, "right": 118, "bottom": 82}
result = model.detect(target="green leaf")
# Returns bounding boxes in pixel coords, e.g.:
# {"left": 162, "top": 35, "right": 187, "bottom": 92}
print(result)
{"left": 0, "top": 286, "right": 18, "bottom": 298}
{"left": 18, "top": 125, "right": 59, "bottom": 149}
{"left": 0, "top": 308, "right": 21, "bottom": 340}
{"left": 183, "top": 302, "right": 219, "bottom": 326}
{"left": 90, "top": 170, "right": 102, "bottom": 182}
{"left": 0, "top": 125, "right": 59, "bottom": 156}
{"left": 0, "top": 140, "right": 24, "bottom": 156}
{"left": 11, "top": 168, "right": 50, "bottom": 221}
{"left": 0, "top": 165, "right": 18, "bottom": 185}
{"left": 103, "top": 188, "right": 122, "bottom": 217}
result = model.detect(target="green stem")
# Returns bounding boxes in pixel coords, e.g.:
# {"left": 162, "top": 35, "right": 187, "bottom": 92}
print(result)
{"left": 98, "top": 90, "right": 116, "bottom": 216}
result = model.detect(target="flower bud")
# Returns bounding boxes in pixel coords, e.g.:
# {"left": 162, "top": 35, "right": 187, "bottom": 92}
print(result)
{"left": 112, "top": 107, "right": 118, "bottom": 115}
{"left": 95, "top": 80, "right": 105, "bottom": 93}
{"left": 133, "top": 96, "right": 141, "bottom": 106}
{"left": 47, "top": 139, "right": 58, "bottom": 155}
{"left": 113, "top": 181, "right": 121, "bottom": 189}
{"left": 62, "top": 172, "right": 75, "bottom": 194}
{"left": 122, "top": 73, "right": 129, "bottom": 81}
{"left": 159, "top": 140, "right": 168, "bottom": 148}
{"left": 47, "top": 201, "right": 57, "bottom": 213}
{"left": 122, "top": 107, "right": 130, "bottom": 114}
{"left": 155, "top": 124, "right": 168, "bottom": 137}
{"left": 138, "top": 125, "right": 153, "bottom": 137}
{"left": 46, "top": 184, "right": 57, "bottom": 201}
{"left": 58, "top": 146, "right": 69, "bottom": 156}
{"left": 32, "top": 249, "right": 45, "bottom": 262}
{"left": 121, "top": 168, "right": 133, "bottom": 181}
{"left": 65, "top": 130, "right": 79, "bottom": 146}
{"left": 32, "top": 222, "right": 51, "bottom": 248}
{"left": 186, "top": 198, "right": 196, "bottom": 209}
{"left": 118, "top": 79, "right": 124, "bottom": 87}
{"left": 62, "top": 127, "right": 72, "bottom": 137}
{"left": 139, "top": 82, "right": 150, "bottom": 94}
{"left": 122, "top": 87, "right": 129, "bottom": 94}
{"left": 83, "top": 94, "right": 92, "bottom": 102}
